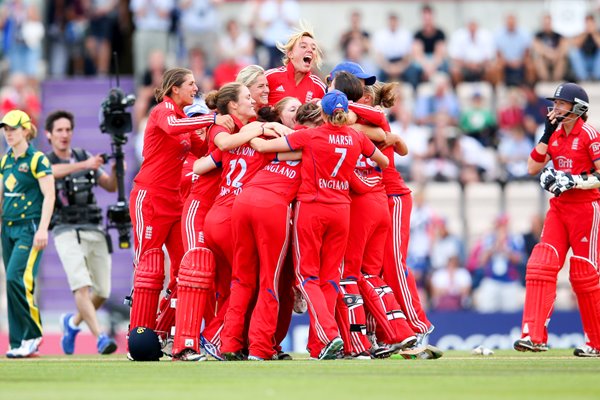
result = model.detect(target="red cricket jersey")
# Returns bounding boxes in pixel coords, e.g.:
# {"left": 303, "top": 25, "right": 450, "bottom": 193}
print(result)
{"left": 350, "top": 102, "right": 411, "bottom": 196}
{"left": 286, "top": 123, "right": 376, "bottom": 204}
{"left": 133, "top": 96, "right": 213, "bottom": 193}
{"left": 265, "top": 62, "right": 326, "bottom": 105}
{"left": 547, "top": 118, "right": 600, "bottom": 203}
{"left": 244, "top": 159, "right": 302, "bottom": 203}
{"left": 212, "top": 127, "right": 275, "bottom": 207}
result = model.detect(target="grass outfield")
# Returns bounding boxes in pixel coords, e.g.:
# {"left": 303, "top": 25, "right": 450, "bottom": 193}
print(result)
{"left": 1, "top": 350, "right": 599, "bottom": 400}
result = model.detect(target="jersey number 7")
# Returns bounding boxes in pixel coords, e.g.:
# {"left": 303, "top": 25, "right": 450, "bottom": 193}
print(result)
{"left": 331, "top": 147, "right": 347, "bottom": 177}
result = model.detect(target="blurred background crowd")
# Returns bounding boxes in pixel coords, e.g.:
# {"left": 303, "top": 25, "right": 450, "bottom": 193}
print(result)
{"left": 1, "top": 0, "right": 599, "bottom": 321}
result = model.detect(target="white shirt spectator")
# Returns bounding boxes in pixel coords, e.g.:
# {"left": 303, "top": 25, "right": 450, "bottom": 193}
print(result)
{"left": 259, "top": 0, "right": 300, "bottom": 47}
{"left": 372, "top": 24, "right": 413, "bottom": 60}
{"left": 449, "top": 25, "right": 496, "bottom": 63}
{"left": 130, "top": 0, "right": 174, "bottom": 31}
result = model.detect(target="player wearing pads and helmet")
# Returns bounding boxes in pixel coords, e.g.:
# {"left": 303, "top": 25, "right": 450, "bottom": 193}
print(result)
{"left": 128, "top": 68, "right": 233, "bottom": 336}
{"left": 515, "top": 82, "right": 600, "bottom": 357}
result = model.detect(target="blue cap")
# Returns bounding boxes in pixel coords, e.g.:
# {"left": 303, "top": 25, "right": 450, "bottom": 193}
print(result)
{"left": 546, "top": 82, "right": 589, "bottom": 104}
{"left": 329, "top": 61, "right": 376, "bottom": 86}
{"left": 321, "top": 89, "right": 349, "bottom": 115}
{"left": 128, "top": 327, "right": 162, "bottom": 361}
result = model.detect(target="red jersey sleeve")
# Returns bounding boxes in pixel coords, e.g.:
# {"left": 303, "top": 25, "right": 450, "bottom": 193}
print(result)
{"left": 349, "top": 103, "right": 388, "bottom": 130}
{"left": 349, "top": 170, "right": 382, "bottom": 194}
{"left": 190, "top": 129, "right": 208, "bottom": 157}
{"left": 286, "top": 129, "right": 312, "bottom": 151}
{"left": 588, "top": 131, "right": 600, "bottom": 163}
{"left": 156, "top": 104, "right": 215, "bottom": 136}
{"left": 210, "top": 148, "right": 223, "bottom": 167}
{"left": 358, "top": 130, "right": 377, "bottom": 158}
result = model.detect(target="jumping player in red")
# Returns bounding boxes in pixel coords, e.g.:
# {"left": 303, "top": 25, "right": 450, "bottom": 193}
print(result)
{"left": 515, "top": 82, "right": 600, "bottom": 357}
{"left": 251, "top": 90, "right": 389, "bottom": 360}
{"left": 265, "top": 28, "right": 326, "bottom": 105}
{"left": 128, "top": 68, "right": 233, "bottom": 361}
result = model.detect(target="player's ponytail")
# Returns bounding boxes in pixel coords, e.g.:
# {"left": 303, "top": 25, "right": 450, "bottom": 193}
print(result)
{"left": 373, "top": 82, "right": 400, "bottom": 108}
{"left": 155, "top": 68, "right": 193, "bottom": 103}
{"left": 328, "top": 109, "right": 349, "bottom": 127}
{"left": 204, "top": 83, "right": 244, "bottom": 115}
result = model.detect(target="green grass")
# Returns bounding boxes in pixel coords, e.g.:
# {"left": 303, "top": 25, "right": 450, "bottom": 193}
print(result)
{"left": 0, "top": 350, "right": 599, "bottom": 400}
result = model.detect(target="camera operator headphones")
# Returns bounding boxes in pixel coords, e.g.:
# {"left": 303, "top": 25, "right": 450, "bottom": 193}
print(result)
{"left": 546, "top": 82, "right": 590, "bottom": 118}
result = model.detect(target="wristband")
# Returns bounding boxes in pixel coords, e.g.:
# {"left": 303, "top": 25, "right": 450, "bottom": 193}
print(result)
{"left": 213, "top": 113, "right": 217, "bottom": 123}
{"left": 261, "top": 123, "right": 265, "bottom": 136}
{"left": 530, "top": 147, "right": 546, "bottom": 163}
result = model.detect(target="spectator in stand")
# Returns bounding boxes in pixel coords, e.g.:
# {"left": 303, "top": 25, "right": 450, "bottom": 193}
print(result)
{"left": 339, "top": 9, "right": 370, "bottom": 60}
{"left": 179, "top": 0, "right": 223, "bottom": 71}
{"left": 257, "top": 0, "right": 300, "bottom": 69}
{"left": 133, "top": 49, "right": 167, "bottom": 132}
{"left": 414, "top": 72, "right": 460, "bottom": 127}
{"left": 130, "top": 0, "right": 174, "bottom": 84}
{"left": 388, "top": 91, "right": 431, "bottom": 181}
{"left": 522, "top": 84, "right": 551, "bottom": 141}
{"left": 472, "top": 215, "right": 525, "bottom": 313}
{"left": 429, "top": 251, "right": 472, "bottom": 311}
{"left": 0, "top": 0, "right": 45, "bottom": 82}
{"left": 342, "top": 36, "right": 378, "bottom": 79}
{"left": 406, "top": 188, "right": 435, "bottom": 287}
{"left": 372, "top": 12, "right": 417, "bottom": 87}
{"left": 520, "top": 214, "right": 543, "bottom": 285}
{"left": 532, "top": 13, "right": 567, "bottom": 82}
{"left": 45, "top": 0, "right": 89, "bottom": 77}
{"left": 459, "top": 91, "right": 497, "bottom": 148}
{"left": 420, "top": 113, "right": 462, "bottom": 183}
{"left": 0, "top": 73, "right": 41, "bottom": 126}
{"left": 411, "top": 4, "right": 449, "bottom": 85}
{"left": 495, "top": 13, "right": 533, "bottom": 87}
{"left": 448, "top": 20, "right": 497, "bottom": 85}
{"left": 497, "top": 87, "right": 525, "bottom": 134}
{"left": 568, "top": 14, "right": 600, "bottom": 82}
{"left": 218, "top": 19, "right": 255, "bottom": 66}
{"left": 187, "top": 47, "right": 215, "bottom": 94}
{"left": 497, "top": 125, "right": 534, "bottom": 181}
{"left": 428, "top": 216, "right": 464, "bottom": 273}
{"left": 213, "top": 19, "right": 255, "bottom": 89}
{"left": 84, "top": 0, "right": 117, "bottom": 76}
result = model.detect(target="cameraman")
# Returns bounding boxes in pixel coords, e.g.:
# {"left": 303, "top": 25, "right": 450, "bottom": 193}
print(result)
{"left": 45, "top": 110, "right": 118, "bottom": 355}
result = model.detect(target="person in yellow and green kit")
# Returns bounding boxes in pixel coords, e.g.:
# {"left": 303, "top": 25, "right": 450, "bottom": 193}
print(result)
{"left": 0, "top": 110, "right": 55, "bottom": 358}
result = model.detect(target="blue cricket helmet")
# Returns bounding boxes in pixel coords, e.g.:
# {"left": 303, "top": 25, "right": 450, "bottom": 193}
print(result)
{"left": 128, "top": 326, "right": 163, "bottom": 361}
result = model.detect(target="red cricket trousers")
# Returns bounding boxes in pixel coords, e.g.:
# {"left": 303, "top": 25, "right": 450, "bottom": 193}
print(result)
{"left": 220, "top": 190, "right": 292, "bottom": 358}
{"left": 293, "top": 201, "right": 350, "bottom": 358}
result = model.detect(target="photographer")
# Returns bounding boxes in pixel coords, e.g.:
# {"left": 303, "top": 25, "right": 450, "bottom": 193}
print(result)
{"left": 45, "top": 110, "right": 118, "bottom": 355}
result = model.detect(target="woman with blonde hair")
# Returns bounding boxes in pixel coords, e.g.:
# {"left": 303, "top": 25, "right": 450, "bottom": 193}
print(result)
{"left": 265, "top": 28, "right": 327, "bottom": 105}
{"left": 0, "top": 110, "right": 55, "bottom": 358}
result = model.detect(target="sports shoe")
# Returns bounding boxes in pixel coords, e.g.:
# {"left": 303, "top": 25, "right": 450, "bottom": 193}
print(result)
{"left": 248, "top": 355, "right": 265, "bottom": 361}
{"left": 161, "top": 338, "right": 174, "bottom": 358}
{"left": 293, "top": 287, "right": 308, "bottom": 313}
{"left": 60, "top": 313, "right": 81, "bottom": 355}
{"left": 223, "top": 351, "right": 246, "bottom": 361}
{"left": 574, "top": 344, "right": 600, "bottom": 357}
{"left": 6, "top": 337, "right": 42, "bottom": 358}
{"left": 173, "top": 349, "right": 206, "bottom": 361}
{"left": 345, "top": 351, "right": 372, "bottom": 360}
{"left": 415, "top": 324, "right": 435, "bottom": 347}
{"left": 200, "top": 335, "right": 224, "bottom": 361}
{"left": 318, "top": 337, "right": 344, "bottom": 360}
{"left": 513, "top": 337, "right": 548, "bottom": 352}
{"left": 97, "top": 333, "right": 118, "bottom": 355}
{"left": 371, "top": 344, "right": 395, "bottom": 359}
{"left": 276, "top": 351, "right": 293, "bottom": 360}
{"left": 391, "top": 335, "right": 418, "bottom": 352}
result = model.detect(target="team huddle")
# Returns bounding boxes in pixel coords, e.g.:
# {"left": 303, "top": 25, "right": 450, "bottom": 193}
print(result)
{"left": 126, "top": 28, "right": 441, "bottom": 362}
